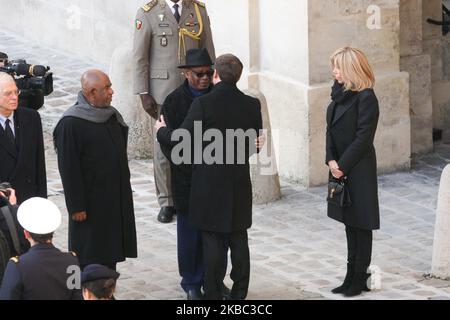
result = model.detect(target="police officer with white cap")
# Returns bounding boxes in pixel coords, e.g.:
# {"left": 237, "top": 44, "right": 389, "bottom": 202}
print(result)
{"left": 0, "top": 197, "right": 82, "bottom": 300}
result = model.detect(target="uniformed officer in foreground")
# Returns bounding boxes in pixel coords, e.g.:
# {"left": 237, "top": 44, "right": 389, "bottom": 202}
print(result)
{"left": 81, "top": 264, "right": 120, "bottom": 300}
{"left": 0, "top": 197, "right": 82, "bottom": 300}
{"left": 133, "top": 0, "right": 215, "bottom": 223}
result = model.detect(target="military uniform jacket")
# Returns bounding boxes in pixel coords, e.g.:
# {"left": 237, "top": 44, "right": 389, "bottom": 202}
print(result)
{"left": 133, "top": 0, "right": 216, "bottom": 104}
{"left": 0, "top": 243, "right": 82, "bottom": 300}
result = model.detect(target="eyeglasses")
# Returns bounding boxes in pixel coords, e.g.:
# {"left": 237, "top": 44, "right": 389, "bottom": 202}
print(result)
{"left": 1, "top": 90, "right": 21, "bottom": 97}
{"left": 191, "top": 70, "right": 214, "bottom": 79}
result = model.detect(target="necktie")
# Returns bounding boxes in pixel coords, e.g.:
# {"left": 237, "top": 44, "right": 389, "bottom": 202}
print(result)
{"left": 4, "top": 119, "right": 15, "bottom": 146}
{"left": 173, "top": 3, "right": 181, "bottom": 23}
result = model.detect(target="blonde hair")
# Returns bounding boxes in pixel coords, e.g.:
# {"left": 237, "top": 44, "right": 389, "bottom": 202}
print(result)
{"left": 330, "top": 47, "right": 375, "bottom": 91}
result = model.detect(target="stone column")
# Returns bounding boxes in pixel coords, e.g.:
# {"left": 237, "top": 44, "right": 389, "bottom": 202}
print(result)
{"left": 399, "top": 0, "right": 433, "bottom": 154}
{"left": 251, "top": 0, "right": 311, "bottom": 185}
{"left": 245, "top": 89, "right": 282, "bottom": 204}
{"left": 205, "top": 0, "right": 411, "bottom": 187}
{"left": 109, "top": 42, "right": 153, "bottom": 159}
{"left": 423, "top": 0, "right": 450, "bottom": 141}
{"left": 206, "top": 0, "right": 281, "bottom": 202}
{"left": 431, "top": 164, "right": 450, "bottom": 279}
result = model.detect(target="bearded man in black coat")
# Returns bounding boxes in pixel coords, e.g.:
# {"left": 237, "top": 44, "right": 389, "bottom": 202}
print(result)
{"left": 53, "top": 70, "right": 137, "bottom": 271}
{"left": 156, "top": 54, "right": 263, "bottom": 300}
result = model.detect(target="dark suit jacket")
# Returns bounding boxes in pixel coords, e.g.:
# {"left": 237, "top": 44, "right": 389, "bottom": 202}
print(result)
{"left": 158, "top": 82, "right": 262, "bottom": 233}
{"left": 325, "top": 88, "right": 380, "bottom": 230}
{"left": 0, "top": 107, "right": 47, "bottom": 204}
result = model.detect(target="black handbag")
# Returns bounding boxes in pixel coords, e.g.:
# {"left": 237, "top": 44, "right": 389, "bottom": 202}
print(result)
{"left": 327, "top": 177, "right": 352, "bottom": 207}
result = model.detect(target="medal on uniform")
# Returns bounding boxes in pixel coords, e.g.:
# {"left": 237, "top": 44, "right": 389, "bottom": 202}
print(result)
{"left": 158, "top": 14, "right": 165, "bottom": 22}
{"left": 161, "top": 35, "right": 168, "bottom": 47}
{"left": 135, "top": 19, "right": 143, "bottom": 30}
{"left": 185, "top": 21, "right": 199, "bottom": 27}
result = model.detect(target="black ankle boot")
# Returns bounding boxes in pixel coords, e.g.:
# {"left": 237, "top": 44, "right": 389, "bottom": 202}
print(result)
{"left": 362, "top": 272, "right": 371, "bottom": 292}
{"left": 343, "top": 272, "right": 368, "bottom": 297}
{"left": 331, "top": 263, "right": 354, "bottom": 294}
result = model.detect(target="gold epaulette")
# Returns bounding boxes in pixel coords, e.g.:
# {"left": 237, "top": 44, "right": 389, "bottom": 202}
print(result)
{"left": 10, "top": 256, "right": 19, "bottom": 263}
{"left": 193, "top": 0, "right": 205, "bottom": 8}
{"left": 69, "top": 251, "right": 77, "bottom": 257}
{"left": 142, "top": 0, "right": 157, "bottom": 12}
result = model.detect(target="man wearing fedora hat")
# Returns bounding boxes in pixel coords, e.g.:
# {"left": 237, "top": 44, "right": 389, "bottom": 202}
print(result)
{"left": 159, "top": 48, "right": 229, "bottom": 300}
{"left": 133, "top": 0, "right": 215, "bottom": 224}
{"left": 0, "top": 197, "right": 82, "bottom": 300}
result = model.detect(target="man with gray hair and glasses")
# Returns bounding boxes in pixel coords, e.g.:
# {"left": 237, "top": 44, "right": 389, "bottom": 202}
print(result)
{"left": 0, "top": 72, "right": 47, "bottom": 204}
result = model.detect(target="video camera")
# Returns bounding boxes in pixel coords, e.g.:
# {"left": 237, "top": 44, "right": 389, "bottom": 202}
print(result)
{"left": 0, "top": 52, "right": 53, "bottom": 110}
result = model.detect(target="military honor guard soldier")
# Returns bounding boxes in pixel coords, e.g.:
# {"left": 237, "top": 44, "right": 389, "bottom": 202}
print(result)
{"left": 133, "top": 0, "right": 215, "bottom": 223}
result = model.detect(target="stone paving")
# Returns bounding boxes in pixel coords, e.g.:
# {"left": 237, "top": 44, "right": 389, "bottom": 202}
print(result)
{"left": 2, "top": 30, "right": 450, "bottom": 300}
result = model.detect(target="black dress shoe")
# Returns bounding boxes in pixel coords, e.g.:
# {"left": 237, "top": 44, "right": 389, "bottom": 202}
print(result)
{"left": 220, "top": 283, "right": 231, "bottom": 299}
{"left": 157, "top": 206, "right": 175, "bottom": 223}
{"left": 187, "top": 288, "right": 204, "bottom": 300}
{"left": 226, "top": 288, "right": 246, "bottom": 300}
{"left": 343, "top": 272, "right": 369, "bottom": 297}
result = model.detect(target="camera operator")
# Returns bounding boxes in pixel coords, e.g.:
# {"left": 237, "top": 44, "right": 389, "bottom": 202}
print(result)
{"left": 0, "top": 72, "right": 47, "bottom": 204}
{"left": 0, "top": 185, "right": 30, "bottom": 268}
{"left": 0, "top": 184, "right": 17, "bottom": 206}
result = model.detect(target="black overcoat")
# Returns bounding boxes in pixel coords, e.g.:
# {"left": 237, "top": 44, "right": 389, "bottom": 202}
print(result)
{"left": 325, "top": 88, "right": 380, "bottom": 230}
{"left": 54, "top": 116, "right": 137, "bottom": 265}
{"left": 158, "top": 82, "right": 263, "bottom": 233}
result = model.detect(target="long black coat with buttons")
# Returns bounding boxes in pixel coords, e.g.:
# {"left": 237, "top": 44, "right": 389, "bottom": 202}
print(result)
{"left": 158, "top": 82, "right": 262, "bottom": 233}
{"left": 325, "top": 88, "right": 380, "bottom": 230}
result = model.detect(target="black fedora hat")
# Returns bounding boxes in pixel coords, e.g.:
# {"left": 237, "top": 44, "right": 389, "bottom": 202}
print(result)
{"left": 178, "top": 48, "right": 213, "bottom": 69}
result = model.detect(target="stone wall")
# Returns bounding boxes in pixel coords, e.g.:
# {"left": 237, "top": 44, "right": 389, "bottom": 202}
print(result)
{"left": 0, "top": 0, "right": 413, "bottom": 186}
{"left": 422, "top": 0, "right": 450, "bottom": 141}
{"left": 399, "top": 0, "right": 433, "bottom": 154}
{"left": 0, "top": 0, "right": 145, "bottom": 64}
{"left": 304, "top": 0, "right": 411, "bottom": 185}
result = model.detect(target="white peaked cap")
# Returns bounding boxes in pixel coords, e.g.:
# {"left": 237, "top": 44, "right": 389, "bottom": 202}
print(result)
{"left": 17, "top": 197, "right": 62, "bottom": 234}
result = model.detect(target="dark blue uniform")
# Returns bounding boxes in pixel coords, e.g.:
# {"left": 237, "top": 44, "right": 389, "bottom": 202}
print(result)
{"left": 0, "top": 243, "right": 82, "bottom": 300}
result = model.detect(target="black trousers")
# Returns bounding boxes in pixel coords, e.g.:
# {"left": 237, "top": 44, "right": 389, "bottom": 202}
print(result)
{"left": 202, "top": 230, "right": 250, "bottom": 300}
{"left": 345, "top": 225, "right": 372, "bottom": 272}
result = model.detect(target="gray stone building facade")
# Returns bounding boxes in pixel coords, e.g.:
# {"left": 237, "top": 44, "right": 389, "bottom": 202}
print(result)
{"left": 1, "top": 0, "right": 450, "bottom": 187}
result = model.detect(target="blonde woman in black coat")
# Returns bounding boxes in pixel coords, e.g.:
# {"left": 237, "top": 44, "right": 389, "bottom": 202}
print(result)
{"left": 325, "top": 47, "right": 380, "bottom": 297}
